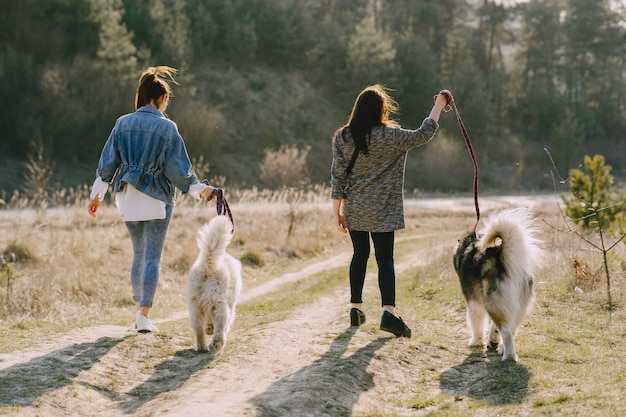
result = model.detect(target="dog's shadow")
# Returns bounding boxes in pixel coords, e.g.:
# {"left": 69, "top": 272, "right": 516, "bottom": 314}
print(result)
{"left": 0, "top": 336, "right": 130, "bottom": 408}
{"left": 439, "top": 349, "right": 531, "bottom": 405}
{"left": 250, "top": 327, "right": 390, "bottom": 416}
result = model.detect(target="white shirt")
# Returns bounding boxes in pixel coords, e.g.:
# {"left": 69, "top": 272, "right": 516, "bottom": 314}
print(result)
{"left": 90, "top": 176, "right": 207, "bottom": 221}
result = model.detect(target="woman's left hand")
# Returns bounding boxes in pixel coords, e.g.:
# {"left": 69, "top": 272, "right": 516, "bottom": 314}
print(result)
{"left": 336, "top": 214, "right": 348, "bottom": 233}
{"left": 434, "top": 90, "right": 453, "bottom": 108}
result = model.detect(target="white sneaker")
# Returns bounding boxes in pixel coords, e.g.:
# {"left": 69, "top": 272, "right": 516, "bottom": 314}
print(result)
{"left": 136, "top": 310, "right": 159, "bottom": 333}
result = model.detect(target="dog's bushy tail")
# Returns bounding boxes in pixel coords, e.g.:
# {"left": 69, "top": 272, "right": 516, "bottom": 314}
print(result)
{"left": 196, "top": 216, "right": 234, "bottom": 265}
{"left": 477, "top": 208, "right": 543, "bottom": 279}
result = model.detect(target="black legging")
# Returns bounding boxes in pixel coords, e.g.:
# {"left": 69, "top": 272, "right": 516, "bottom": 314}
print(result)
{"left": 349, "top": 230, "right": 395, "bottom": 306}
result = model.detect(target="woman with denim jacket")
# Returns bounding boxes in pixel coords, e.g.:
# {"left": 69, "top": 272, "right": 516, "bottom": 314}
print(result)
{"left": 88, "top": 66, "right": 215, "bottom": 333}
{"left": 330, "top": 85, "right": 452, "bottom": 338}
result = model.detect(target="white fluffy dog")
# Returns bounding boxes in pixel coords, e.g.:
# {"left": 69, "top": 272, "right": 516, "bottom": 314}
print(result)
{"left": 453, "top": 208, "right": 543, "bottom": 361}
{"left": 187, "top": 215, "right": 242, "bottom": 353}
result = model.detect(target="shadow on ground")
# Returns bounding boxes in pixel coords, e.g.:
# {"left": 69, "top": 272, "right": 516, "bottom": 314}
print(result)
{"left": 250, "top": 327, "right": 390, "bottom": 417}
{"left": 83, "top": 346, "right": 215, "bottom": 415}
{"left": 0, "top": 336, "right": 130, "bottom": 407}
{"left": 439, "top": 349, "right": 531, "bottom": 405}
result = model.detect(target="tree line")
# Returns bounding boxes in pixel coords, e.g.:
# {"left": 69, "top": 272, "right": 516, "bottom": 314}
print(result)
{"left": 0, "top": 0, "right": 624, "bottom": 191}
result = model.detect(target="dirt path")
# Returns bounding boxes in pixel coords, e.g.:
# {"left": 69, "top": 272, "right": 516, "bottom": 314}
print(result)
{"left": 145, "top": 246, "right": 435, "bottom": 417}
{"left": 0, "top": 235, "right": 442, "bottom": 417}
{"left": 1, "top": 196, "right": 552, "bottom": 416}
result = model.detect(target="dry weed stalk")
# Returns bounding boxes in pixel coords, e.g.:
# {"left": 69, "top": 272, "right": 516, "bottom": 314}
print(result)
{"left": 23, "top": 140, "right": 55, "bottom": 213}
{"left": 0, "top": 253, "right": 15, "bottom": 312}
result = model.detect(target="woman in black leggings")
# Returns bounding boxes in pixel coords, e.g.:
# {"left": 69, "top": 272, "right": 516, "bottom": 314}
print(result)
{"left": 330, "top": 85, "right": 451, "bottom": 337}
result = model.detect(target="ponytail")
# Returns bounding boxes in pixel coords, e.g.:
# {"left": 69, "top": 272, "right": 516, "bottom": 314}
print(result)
{"left": 134, "top": 66, "right": 179, "bottom": 110}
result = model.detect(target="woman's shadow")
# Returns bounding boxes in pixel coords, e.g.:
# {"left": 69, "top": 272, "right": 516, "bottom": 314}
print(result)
{"left": 0, "top": 332, "right": 215, "bottom": 414}
{"left": 250, "top": 327, "right": 390, "bottom": 416}
{"left": 0, "top": 336, "right": 129, "bottom": 408}
{"left": 87, "top": 344, "right": 215, "bottom": 414}
{"left": 439, "top": 349, "right": 531, "bottom": 405}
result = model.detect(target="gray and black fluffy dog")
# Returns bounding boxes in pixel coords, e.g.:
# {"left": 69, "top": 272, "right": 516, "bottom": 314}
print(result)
{"left": 453, "top": 208, "right": 543, "bottom": 361}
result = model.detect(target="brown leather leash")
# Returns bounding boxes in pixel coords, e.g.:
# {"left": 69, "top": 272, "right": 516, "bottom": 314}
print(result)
{"left": 436, "top": 92, "right": 480, "bottom": 232}
{"left": 202, "top": 179, "right": 234, "bottom": 233}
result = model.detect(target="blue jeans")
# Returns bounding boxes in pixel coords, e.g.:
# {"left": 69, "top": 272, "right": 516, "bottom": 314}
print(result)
{"left": 349, "top": 230, "right": 396, "bottom": 307}
{"left": 124, "top": 205, "right": 173, "bottom": 308}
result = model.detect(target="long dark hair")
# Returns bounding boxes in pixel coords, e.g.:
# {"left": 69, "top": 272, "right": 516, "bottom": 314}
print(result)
{"left": 335, "top": 85, "right": 399, "bottom": 154}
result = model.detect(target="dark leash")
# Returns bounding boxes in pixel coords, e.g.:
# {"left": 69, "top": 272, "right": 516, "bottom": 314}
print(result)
{"left": 202, "top": 179, "right": 234, "bottom": 232}
{"left": 436, "top": 92, "right": 480, "bottom": 232}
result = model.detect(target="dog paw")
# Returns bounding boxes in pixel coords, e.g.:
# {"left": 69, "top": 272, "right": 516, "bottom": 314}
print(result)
{"left": 502, "top": 353, "right": 518, "bottom": 362}
{"left": 210, "top": 339, "right": 224, "bottom": 353}
{"left": 195, "top": 344, "right": 209, "bottom": 352}
{"left": 487, "top": 341, "right": 499, "bottom": 351}
{"left": 205, "top": 325, "right": 213, "bottom": 335}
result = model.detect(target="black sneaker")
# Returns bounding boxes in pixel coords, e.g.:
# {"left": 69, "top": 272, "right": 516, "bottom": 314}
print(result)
{"left": 380, "top": 310, "right": 411, "bottom": 338}
{"left": 350, "top": 308, "right": 366, "bottom": 327}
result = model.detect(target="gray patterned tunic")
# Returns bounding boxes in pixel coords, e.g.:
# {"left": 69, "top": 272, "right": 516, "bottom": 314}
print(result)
{"left": 330, "top": 118, "right": 439, "bottom": 232}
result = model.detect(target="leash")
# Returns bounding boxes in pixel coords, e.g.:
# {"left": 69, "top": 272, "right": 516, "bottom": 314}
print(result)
{"left": 435, "top": 91, "right": 480, "bottom": 232}
{"left": 202, "top": 179, "right": 234, "bottom": 232}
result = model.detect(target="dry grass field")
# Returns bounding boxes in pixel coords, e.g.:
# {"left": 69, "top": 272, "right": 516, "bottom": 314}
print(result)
{"left": 1, "top": 189, "right": 625, "bottom": 416}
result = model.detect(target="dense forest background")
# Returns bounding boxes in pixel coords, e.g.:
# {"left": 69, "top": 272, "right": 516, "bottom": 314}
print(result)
{"left": 1, "top": 0, "right": 625, "bottom": 194}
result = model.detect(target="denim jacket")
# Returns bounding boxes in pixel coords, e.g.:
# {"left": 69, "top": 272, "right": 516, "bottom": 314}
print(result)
{"left": 96, "top": 106, "right": 198, "bottom": 206}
